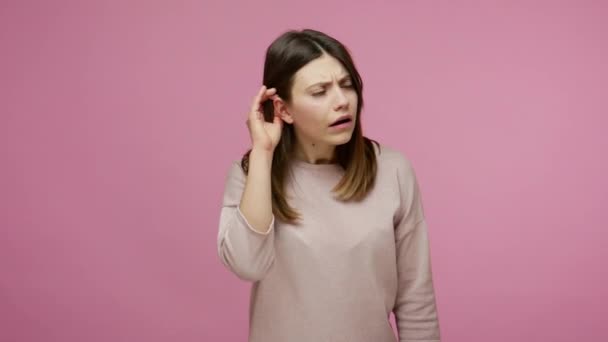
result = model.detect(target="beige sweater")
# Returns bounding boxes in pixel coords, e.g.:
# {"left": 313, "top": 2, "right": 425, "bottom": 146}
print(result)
{"left": 217, "top": 144, "right": 441, "bottom": 342}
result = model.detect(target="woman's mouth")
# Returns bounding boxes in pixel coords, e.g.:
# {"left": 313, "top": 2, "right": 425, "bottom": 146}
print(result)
{"left": 329, "top": 117, "right": 353, "bottom": 130}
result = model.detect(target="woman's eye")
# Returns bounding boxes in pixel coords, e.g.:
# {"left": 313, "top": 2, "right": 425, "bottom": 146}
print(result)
{"left": 312, "top": 83, "right": 352, "bottom": 96}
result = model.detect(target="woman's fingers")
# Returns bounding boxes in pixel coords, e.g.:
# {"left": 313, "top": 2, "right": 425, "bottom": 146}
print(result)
{"left": 249, "top": 85, "right": 267, "bottom": 120}
{"left": 250, "top": 86, "right": 279, "bottom": 123}
{"left": 259, "top": 87, "right": 277, "bottom": 103}
{"left": 249, "top": 86, "right": 278, "bottom": 120}
{"left": 259, "top": 89, "right": 277, "bottom": 108}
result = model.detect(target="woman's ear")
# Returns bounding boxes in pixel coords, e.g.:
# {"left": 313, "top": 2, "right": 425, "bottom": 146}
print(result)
{"left": 273, "top": 96, "right": 294, "bottom": 124}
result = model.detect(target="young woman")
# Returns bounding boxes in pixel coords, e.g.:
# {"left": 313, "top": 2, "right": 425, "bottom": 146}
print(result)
{"left": 217, "top": 29, "right": 441, "bottom": 342}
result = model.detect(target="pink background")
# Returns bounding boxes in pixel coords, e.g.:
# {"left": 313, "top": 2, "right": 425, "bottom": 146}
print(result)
{"left": 1, "top": 0, "right": 607, "bottom": 341}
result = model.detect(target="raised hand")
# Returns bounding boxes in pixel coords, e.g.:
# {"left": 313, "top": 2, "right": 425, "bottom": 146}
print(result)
{"left": 246, "top": 85, "right": 284, "bottom": 152}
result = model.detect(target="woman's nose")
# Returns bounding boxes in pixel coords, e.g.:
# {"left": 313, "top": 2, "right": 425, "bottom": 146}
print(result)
{"left": 333, "top": 87, "right": 349, "bottom": 109}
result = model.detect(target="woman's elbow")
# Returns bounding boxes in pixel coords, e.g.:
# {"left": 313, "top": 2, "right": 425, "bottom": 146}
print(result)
{"left": 218, "top": 244, "right": 275, "bottom": 282}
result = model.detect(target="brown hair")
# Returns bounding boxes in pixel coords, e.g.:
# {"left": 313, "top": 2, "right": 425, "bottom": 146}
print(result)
{"left": 241, "top": 28, "right": 380, "bottom": 224}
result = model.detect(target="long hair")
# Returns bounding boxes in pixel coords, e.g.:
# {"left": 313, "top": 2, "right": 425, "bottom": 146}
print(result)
{"left": 241, "top": 29, "right": 380, "bottom": 225}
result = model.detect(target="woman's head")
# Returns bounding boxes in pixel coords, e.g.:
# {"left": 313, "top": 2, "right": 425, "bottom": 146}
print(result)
{"left": 274, "top": 53, "right": 358, "bottom": 161}
{"left": 261, "top": 29, "right": 364, "bottom": 162}
{"left": 242, "top": 29, "right": 380, "bottom": 224}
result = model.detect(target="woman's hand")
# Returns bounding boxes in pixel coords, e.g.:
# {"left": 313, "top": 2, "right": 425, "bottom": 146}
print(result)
{"left": 246, "top": 85, "right": 283, "bottom": 152}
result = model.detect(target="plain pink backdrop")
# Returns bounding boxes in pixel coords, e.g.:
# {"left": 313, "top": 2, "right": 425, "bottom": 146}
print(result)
{"left": 1, "top": 0, "right": 607, "bottom": 341}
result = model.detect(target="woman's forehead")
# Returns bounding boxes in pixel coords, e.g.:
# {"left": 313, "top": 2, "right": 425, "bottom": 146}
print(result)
{"left": 293, "top": 55, "right": 348, "bottom": 88}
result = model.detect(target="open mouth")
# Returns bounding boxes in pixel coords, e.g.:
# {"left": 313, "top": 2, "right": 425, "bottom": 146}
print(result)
{"left": 330, "top": 117, "right": 352, "bottom": 127}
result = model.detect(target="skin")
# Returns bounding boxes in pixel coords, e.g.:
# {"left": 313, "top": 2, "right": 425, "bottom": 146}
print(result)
{"left": 273, "top": 53, "right": 358, "bottom": 164}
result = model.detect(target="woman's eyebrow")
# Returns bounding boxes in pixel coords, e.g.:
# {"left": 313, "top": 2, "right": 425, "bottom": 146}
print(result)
{"left": 306, "top": 75, "right": 351, "bottom": 90}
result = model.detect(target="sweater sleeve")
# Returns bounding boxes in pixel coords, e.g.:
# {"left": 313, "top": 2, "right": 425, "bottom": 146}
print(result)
{"left": 216, "top": 160, "right": 276, "bottom": 282}
{"left": 392, "top": 155, "right": 441, "bottom": 342}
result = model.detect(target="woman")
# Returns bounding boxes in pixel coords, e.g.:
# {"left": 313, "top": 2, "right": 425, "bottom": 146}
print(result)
{"left": 217, "top": 29, "right": 441, "bottom": 342}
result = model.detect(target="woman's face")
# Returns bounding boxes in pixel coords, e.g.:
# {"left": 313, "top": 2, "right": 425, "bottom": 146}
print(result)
{"left": 279, "top": 53, "right": 358, "bottom": 161}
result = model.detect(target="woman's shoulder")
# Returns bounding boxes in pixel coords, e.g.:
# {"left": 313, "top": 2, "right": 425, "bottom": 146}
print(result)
{"left": 372, "top": 142, "right": 420, "bottom": 189}
{"left": 373, "top": 142, "right": 414, "bottom": 172}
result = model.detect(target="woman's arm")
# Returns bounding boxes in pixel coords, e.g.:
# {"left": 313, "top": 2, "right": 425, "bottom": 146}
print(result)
{"left": 392, "top": 154, "right": 441, "bottom": 342}
{"left": 239, "top": 148, "right": 274, "bottom": 233}
{"left": 216, "top": 149, "right": 276, "bottom": 282}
